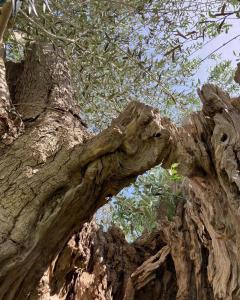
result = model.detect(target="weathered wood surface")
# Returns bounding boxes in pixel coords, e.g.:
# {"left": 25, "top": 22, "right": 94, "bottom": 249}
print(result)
{"left": 0, "top": 43, "right": 239, "bottom": 299}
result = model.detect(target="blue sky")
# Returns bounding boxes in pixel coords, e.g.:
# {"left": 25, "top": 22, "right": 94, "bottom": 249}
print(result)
{"left": 194, "top": 18, "right": 240, "bottom": 82}
{"left": 96, "top": 13, "right": 240, "bottom": 227}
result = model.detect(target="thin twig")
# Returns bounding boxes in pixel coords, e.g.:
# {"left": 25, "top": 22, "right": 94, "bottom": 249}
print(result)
{"left": 20, "top": 10, "right": 86, "bottom": 50}
{"left": 199, "top": 33, "right": 240, "bottom": 65}
{"left": 115, "top": 44, "right": 177, "bottom": 103}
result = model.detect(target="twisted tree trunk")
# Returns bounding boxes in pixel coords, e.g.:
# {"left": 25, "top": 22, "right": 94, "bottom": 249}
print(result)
{"left": 0, "top": 43, "right": 239, "bottom": 299}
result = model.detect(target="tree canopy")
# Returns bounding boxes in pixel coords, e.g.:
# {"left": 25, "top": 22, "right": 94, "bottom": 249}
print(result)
{"left": 0, "top": 1, "right": 240, "bottom": 299}
{"left": 2, "top": 0, "right": 240, "bottom": 240}
{"left": 5, "top": 0, "right": 239, "bottom": 128}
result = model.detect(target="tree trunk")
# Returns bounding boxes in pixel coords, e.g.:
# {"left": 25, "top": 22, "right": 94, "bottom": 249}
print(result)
{"left": 0, "top": 43, "right": 239, "bottom": 299}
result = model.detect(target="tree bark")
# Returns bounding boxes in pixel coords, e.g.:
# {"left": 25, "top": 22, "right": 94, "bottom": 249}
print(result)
{"left": 0, "top": 43, "right": 239, "bottom": 300}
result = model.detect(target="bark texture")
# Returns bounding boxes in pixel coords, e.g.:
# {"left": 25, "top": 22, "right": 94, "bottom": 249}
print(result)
{"left": 34, "top": 204, "right": 212, "bottom": 300}
{"left": 36, "top": 221, "right": 177, "bottom": 300}
{"left": 0, "top": 43, "right": 239, "bottom": 300}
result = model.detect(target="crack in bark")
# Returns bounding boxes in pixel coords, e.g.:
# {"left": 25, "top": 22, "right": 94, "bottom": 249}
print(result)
{"left": 0, "top": 43, "right": 239, "bottom": 300}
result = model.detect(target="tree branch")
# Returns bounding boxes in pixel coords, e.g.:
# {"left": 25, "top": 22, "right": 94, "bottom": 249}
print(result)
{"left": 0, "top": 43, "right": 239, "bottom": 299}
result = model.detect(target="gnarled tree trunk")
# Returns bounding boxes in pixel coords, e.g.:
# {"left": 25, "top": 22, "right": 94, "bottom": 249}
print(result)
{"left": 0, "top": 43, "right": 239, "bottom": 300}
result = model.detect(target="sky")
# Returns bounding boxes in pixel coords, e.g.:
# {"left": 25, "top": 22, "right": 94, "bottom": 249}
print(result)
{"left": 96, "top": 9, "right": 240, "bottom": 228}
{"left": 194, "top": 18, "right": 240, "bottom": 82}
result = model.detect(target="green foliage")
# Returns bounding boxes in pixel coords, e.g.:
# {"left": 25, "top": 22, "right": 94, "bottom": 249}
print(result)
{"left": 98, "top": 165, "right": 184, "bottom": 241}
{"left": 6, "top": 0, "right": 238, "bottom": 128}
{"left": 6, "top": 0, "right": 240, "bottom": 240}
{"left": 168, "top": 163, "right": 182, "bottom": 181}
{"left": 208, "top": 60, "right": 240, "bottom": 94}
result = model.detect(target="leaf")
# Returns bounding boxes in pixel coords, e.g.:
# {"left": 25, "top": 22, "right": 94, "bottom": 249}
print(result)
{"left": 176, "top": 30, "right": 187, "bottom": 39}
{"left": 28, "top": 0, "right": 38, "bottom": 16}
{"left": 208, "top": 11, "right": 216, "bottom": 18}
{"left": 221, "top": 3, "right": 226, "bottom": 14}
{"left": 217, "top": 18, "right": 226, "bottom": 33}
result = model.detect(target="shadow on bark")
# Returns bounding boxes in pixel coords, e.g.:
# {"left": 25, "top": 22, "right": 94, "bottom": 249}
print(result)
{"left": 0, "top": 43, "right": 239, "bottom": 299}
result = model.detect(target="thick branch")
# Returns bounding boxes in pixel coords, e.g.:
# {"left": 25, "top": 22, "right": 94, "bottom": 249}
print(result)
{"left": 0, "top": 43, "right": 239, "bottom": 300}
{"left": 0, "top": 43, "right": 179, "bottom": 299}
{"left": 0, "top": 2, "right": 24, "bottom": 146}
